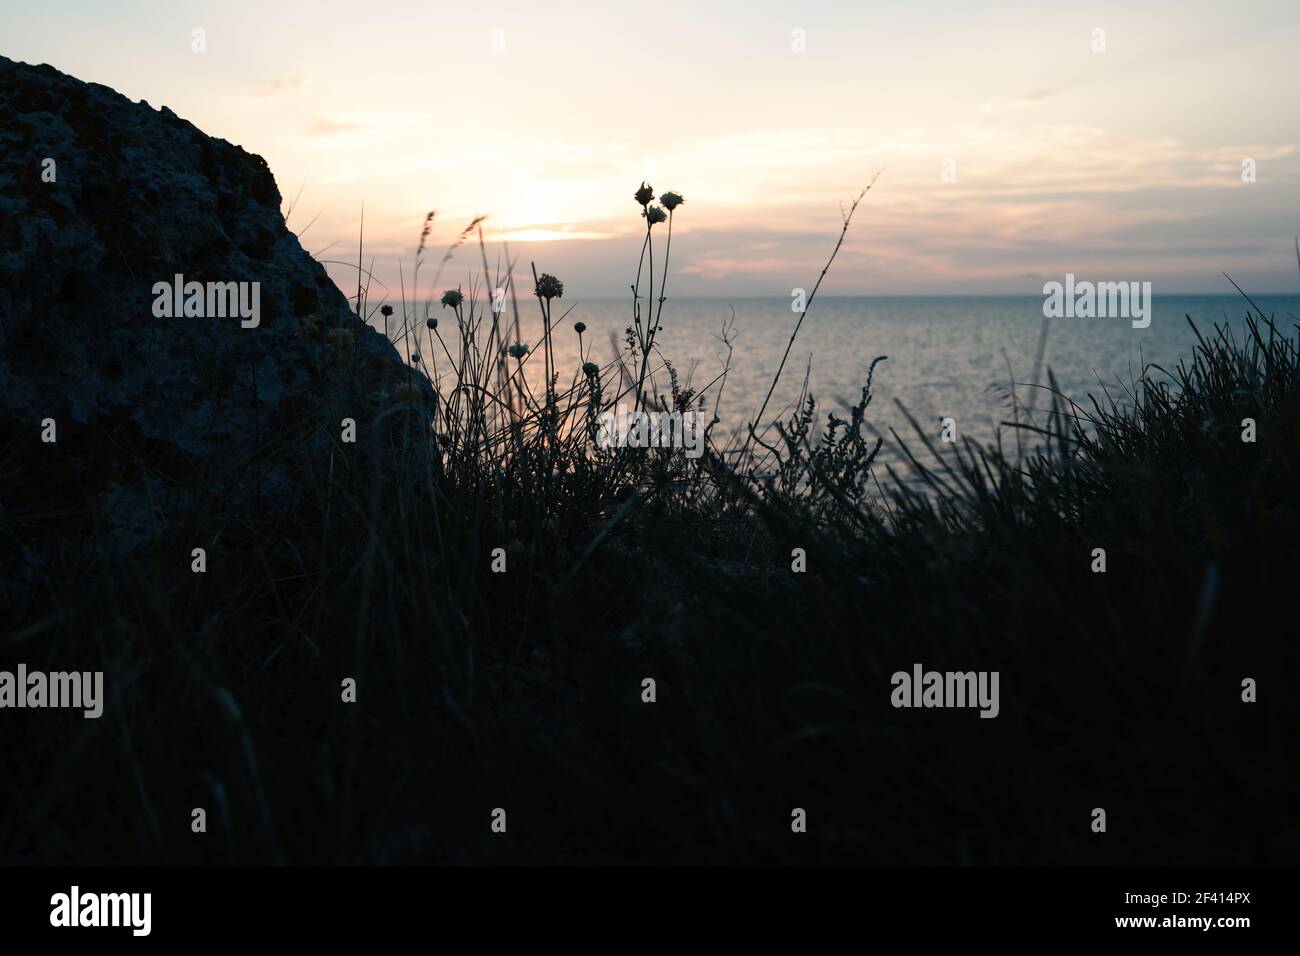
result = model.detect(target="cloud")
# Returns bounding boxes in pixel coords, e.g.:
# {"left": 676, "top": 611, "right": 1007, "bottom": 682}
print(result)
{"left": 297, "top": 117, "right": 1300, "bottom": 296}
{"left": 981, "top": 90, "right": 1058, "bottom": 113}
{"left": 498, "top": 227, "right": 615, "bottom": 242}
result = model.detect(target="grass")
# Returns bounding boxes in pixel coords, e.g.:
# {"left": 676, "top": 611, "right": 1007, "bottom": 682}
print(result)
{"left": 2, "top": 183, "right": 1297, "bottom": 865}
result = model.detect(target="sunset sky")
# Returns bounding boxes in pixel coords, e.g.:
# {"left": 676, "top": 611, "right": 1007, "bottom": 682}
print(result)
{"left": 8, "top": 0, "right": 1300, "bottom": 297}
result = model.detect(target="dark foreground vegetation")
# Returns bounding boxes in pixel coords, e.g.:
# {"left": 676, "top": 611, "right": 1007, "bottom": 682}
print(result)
{"left": 3, "top": 184, "right": 1298, "bottom": 865}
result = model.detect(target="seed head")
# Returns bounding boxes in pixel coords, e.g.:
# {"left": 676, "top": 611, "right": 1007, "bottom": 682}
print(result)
{"left": 535, "top": 273, "right": 564, "bottom": 300}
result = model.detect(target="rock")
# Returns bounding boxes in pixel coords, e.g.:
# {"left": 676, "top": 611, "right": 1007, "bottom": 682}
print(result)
{"left": 0, "top": 56, "right": 431, "bottom": 601}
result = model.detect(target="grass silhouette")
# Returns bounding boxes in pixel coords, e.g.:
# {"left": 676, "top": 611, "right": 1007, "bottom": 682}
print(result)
{"left": 2, "top": 184, "right": 1297, "bottom": 865}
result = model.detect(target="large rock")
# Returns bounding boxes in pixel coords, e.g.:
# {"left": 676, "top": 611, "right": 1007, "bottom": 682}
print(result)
{"left": 0, "top": 56, "right": 428, "bottom": 596}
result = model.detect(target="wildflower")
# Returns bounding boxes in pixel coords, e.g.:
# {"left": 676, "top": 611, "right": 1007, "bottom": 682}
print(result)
{"left": 643, "top": 205, "right": 667, "bottom": 226}
{"left": 583, "top": 361, "right": 599, "bottom": 376}
{"left": 535, "top": 273, "right": 564, "bottom": 300}
{"left": 411, "top": 352, "right": 422, "bottom": 364}
{"left": 634, "top": 182, "right": 655, "bottom": 206}
{"left": 574, "top": 321, "right": 586, "bottom": 334}
{"left": 441, "top": 289, "right": 463, "bottom": 309}
{"left": 659, "top": 191, "right": 684, "bottom": 211}
{"left": 380, "top": 304, "right": 394, "bottom": 317}
{"left": 426, "top": 317, "right": 438, "bottom": 329}
{"left": 328, "top": 328, "right": 355, "bottom": 351}
{"left": 508, "top": 342, "right": 529, "bottom": 360}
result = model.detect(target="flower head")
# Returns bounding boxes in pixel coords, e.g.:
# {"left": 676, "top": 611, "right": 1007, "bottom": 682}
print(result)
{"left": 634, "top": 182, "right": 655, "bottom": 206}
{"left": 508, "top": 342, "right": 529, "bottom": 360}
{"left": 583, "top": 361, "right": 599, "bottom": 376}
{"left": 574, "top": 321, "right": 587, "bottom": 334}
{"left": 380, "top": 304, "right": 394, "bottom": 317}
{"left": 643, "top": 205, "right": 667, "bottom": 226}
{"left": 535, "top": 273, "right": 564, "bottom": 300}
{"left": 426, "top": 317, "right": 438, "bottom": 329}
{"left": 659, "top": 191, "right": 684, "bottom": 212}
{"left": 441, "top": 289, "right": 463, "bottom": 309}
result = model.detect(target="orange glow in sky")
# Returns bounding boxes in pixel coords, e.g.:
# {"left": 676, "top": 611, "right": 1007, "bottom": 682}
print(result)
{"left": 7, "top": 0, "right": 1300, "bottom": 295}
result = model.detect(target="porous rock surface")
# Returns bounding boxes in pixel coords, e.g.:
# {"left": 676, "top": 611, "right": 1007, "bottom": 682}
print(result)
{"left": 0, "top": 55, "right": 426, "bottom": 595}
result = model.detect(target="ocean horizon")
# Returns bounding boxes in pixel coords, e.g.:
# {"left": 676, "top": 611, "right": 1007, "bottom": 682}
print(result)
{"left": 384, "top": 291, "right": 1300, "bottom": 469}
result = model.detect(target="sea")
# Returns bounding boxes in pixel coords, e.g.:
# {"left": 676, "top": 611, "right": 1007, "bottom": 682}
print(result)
{"left": 398, "top": 293, "right": 1299, "bottom": 477}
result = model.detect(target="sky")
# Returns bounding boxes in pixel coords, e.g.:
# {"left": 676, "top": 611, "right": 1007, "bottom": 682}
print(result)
{"left": 6, "top": 0, "right": 1300, "bottom": 298}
